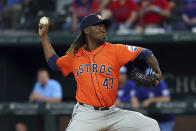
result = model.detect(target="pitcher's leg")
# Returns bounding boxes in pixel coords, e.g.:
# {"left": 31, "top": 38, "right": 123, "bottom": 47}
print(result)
{"left": 107, "top": 108, "right": 160, "bottom": 131}
{"left": 66, "top": 119, "right": 99, "bottom": 131}
{"left": 66, "top": 104, "right": 104, "bottom": 131}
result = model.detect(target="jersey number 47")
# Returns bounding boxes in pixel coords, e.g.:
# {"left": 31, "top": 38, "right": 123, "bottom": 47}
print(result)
{"left": 103, "top": 78, "right": 114, "bottom": 90}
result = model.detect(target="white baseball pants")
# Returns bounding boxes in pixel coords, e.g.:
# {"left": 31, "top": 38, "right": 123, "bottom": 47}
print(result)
{"left": 66, "top": 103, "right": 160, "bottom": 131}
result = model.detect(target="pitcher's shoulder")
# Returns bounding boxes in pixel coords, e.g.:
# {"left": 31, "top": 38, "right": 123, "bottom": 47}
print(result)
{"left": 105, "top": 42, "right": 124, "bottom": 48}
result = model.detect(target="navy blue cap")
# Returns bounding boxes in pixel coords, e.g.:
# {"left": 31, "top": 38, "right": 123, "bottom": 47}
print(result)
{"left": 79, "top": 14, "right": 111, "bottom": 31}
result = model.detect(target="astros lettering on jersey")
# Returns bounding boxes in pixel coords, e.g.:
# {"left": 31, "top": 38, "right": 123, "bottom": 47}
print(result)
{"left": 57, "top": 42, "right": 143, "bottom": 107}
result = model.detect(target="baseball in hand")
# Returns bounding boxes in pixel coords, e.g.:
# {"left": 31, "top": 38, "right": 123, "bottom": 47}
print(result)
{"left": 40, "top": 16, "right": 48, "bottom": 25}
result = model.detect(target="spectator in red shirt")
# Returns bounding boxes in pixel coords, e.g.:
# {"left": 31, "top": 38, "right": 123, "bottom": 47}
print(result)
{"left": 135, "top": 0, "right": 170, "bottom": 33}
{"left": 102, "top": 0, "right": 138, "bottom": 31}
{"left": 71, "top": 0, "right": 99, "bottom": 32}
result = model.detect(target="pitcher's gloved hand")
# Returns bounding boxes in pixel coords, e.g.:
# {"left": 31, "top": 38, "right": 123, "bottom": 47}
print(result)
{"left": 130, "top": 68, "right": 159, "bottom": 88}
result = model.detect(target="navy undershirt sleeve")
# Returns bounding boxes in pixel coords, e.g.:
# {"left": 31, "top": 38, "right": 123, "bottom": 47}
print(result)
{"left": 48, "top": 54, "right": 60, "bottom": 71}
{"left": 136, "top": 48, "right": 152, "bottom": 60}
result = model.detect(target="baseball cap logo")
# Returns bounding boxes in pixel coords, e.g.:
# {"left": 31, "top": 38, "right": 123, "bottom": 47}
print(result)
{"left": 97, "top": 15, "right": 103, "bottom": 20}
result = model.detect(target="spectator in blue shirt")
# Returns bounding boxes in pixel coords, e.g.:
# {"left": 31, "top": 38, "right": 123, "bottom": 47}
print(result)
{"left": 173, "top": 0, "right": 196, "bottom": 31}
{"left": 115, "top": 66, "right": 138, "bottom": 108}
{"left": 182, "top": 0, "right": 196, "bottom": 30}
{"left": 130, "top": 68, "right": 175, "bottom": 131}
{"left": 29, "top": 68, "right": 62, "bottom": 103}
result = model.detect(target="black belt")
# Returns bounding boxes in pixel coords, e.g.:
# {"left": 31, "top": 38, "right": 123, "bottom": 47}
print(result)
{"left": 79, "top": 102, "right": 109, "bottom": 111}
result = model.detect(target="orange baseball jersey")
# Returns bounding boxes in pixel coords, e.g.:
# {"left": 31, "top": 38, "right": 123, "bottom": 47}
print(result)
{"left": 56, "top": 42, "right": 143, "bottom": 107}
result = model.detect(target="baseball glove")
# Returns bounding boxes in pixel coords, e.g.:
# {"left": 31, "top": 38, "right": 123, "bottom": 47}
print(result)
{"left": 130, "top": 68, "right": 159, "bottom": 88}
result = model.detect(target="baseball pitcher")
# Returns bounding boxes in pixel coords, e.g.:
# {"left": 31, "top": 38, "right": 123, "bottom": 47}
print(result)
{"left": 38, "top": 14, "right": 162, "bottom": 131}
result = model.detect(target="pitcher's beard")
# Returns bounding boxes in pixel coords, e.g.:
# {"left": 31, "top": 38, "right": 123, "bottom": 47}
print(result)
{"left": 97, "top": 37, "right": 106, "bottom": 44}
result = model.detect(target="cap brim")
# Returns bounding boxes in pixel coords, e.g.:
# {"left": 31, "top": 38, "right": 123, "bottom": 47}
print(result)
{"left": 95, "top": 19, "right": 111, "bottom": 28}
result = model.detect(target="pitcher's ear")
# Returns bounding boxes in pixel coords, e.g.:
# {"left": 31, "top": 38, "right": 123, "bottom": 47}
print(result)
{"left": 84, "top": 27, "right": 90, "bottom": 35}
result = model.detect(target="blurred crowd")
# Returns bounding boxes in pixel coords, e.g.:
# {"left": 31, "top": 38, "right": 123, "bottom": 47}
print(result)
{"left": 0, "top": 0, "right": 196, "bottom": 33}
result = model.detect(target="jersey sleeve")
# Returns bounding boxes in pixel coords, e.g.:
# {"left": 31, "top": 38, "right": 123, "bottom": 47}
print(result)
{"left": 56, "top": 53, "right": 74, "bottom": 77}
{"left": 114, "top": 44, "right": 143, "bottom": 67}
